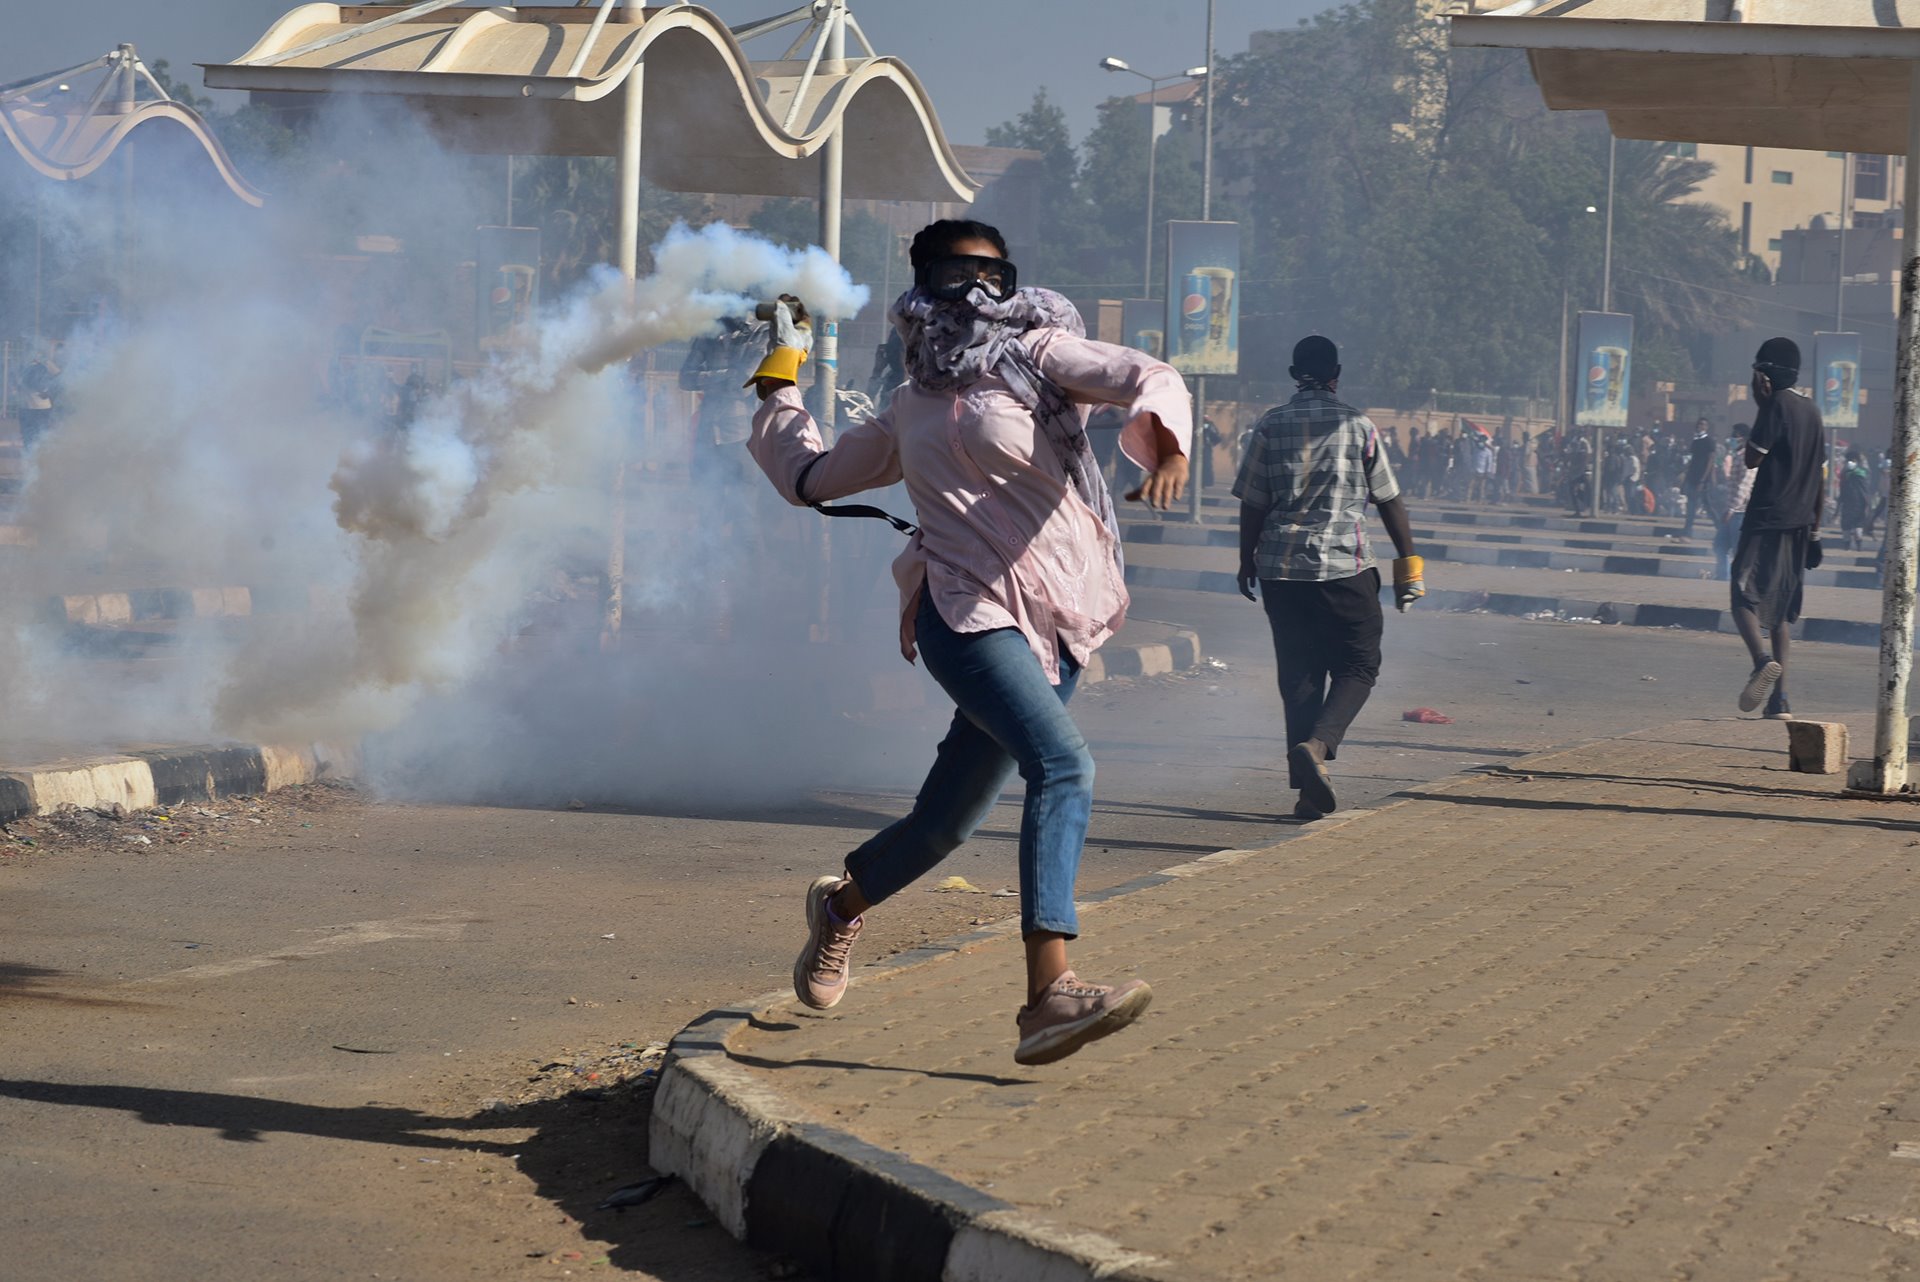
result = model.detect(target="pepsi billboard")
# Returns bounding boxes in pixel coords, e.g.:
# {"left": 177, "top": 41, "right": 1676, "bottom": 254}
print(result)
{"left": 1164, "top": 221, "right": 1239, "bottom": 377}
{"left": 1813, "top": 331, "right": 1861, "bottom": 431}
{"left": 1574, "top": 310, "right": 1633, "bottom": 429}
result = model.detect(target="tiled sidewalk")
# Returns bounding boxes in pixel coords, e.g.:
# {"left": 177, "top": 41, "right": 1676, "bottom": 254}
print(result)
{"left": 681, "top": 716, "right": 1920, "bottom": 1280}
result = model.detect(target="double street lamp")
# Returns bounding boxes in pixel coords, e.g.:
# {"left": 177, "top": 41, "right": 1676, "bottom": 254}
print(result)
{"left": 1098, "top": 56, "right": 1208, "bottom": 299}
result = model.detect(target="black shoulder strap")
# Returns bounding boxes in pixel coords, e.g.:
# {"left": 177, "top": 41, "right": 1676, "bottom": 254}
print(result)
{"left": 795, "top": 454, "right": 918, "bottom": 537}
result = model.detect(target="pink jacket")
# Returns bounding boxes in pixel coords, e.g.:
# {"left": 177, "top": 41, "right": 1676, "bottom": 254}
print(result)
{"left": 749, "top": 328, "right": 1192, "bottom": 683}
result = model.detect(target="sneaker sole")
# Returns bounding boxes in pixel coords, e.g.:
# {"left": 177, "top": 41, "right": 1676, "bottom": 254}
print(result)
{"left": 793, "top": 874, "right": 848, "bottom": 1011}
{"left": 1289, "top": 744, "right": 1338, "bottom": 815}
{"left": 1738, "top": 661, "right": 1782, "bottom": 713}
{"left": 1014, "top": 984, "right": 1154, "bottom": 1067}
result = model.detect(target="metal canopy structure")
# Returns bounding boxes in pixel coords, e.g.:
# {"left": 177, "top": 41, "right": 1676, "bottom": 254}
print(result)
{"left": 1450, "top": 0, "right": 1920, "bottom": 795}
{"left": 0, "top": 43, "right": 263, "bottom": 205}
{"left": 200, "top": 3, "right": 976, "bottom": 204}
{"left": 1454, "top": 1, "right": 1920, "bottom": 153}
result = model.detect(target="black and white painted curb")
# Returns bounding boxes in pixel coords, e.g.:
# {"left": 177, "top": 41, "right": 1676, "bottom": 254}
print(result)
{"left": 1123, "top": 562, "right": 1886, "bottom": 650}
{"left": 648, "top": 802, "right": 1404, "bottom": 1282}
{"left": 0, "top": 742, "right": 356, "bottom": 824}
{"left": 1081, "top": 625, "right": 1202, "bottom": 685}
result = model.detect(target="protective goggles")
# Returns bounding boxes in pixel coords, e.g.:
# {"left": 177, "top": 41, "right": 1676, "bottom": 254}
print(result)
{"left": 918, "top": 254, "right": 1018, "bottom": 302}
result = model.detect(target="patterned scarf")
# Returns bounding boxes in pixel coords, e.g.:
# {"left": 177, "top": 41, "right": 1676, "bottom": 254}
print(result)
{"left": 889, "top": 285, "right": 1120, "bottom": 541}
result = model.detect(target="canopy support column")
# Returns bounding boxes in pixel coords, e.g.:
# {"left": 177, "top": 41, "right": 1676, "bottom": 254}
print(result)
{"left": 604, "top": 64, "right": 644, "bottom": 649}
{"left": 1866, "top": 62, "right": 1920, "bottom": 792}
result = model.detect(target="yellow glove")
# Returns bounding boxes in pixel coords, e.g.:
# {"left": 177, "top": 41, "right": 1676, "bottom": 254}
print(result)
{"left": 745, "top": 295, "right": 812, "bottom": 387}
{"left": 1392, "top": 555, "right": 1425, "bottom": 612}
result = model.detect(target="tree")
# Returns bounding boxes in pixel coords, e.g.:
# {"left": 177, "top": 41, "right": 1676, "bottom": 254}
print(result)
{"left": 985, "top": 90, "right": 1087, "bottom": 284}
{"left": 1202, "top": 0, "right": 1748, "bottom": 406}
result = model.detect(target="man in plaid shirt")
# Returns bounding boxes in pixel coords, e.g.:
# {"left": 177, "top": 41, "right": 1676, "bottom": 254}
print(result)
{"left": 1233, "top": 336, "right": 1425, "bottom": 821}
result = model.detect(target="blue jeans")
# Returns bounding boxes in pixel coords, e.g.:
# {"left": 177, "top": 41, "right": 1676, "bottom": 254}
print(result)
{"left": 844, "top": 593, "right": 1092, "bottom": 938}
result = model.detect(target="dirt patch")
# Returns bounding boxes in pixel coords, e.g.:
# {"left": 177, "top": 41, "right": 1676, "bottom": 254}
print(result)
{"left": 0, "top": 780, "right": 364, "bottom": 857}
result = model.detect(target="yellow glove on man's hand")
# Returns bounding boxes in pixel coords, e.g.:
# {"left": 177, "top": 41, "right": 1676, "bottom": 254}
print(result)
{"left": 1393, "top": 555, "right": 1425, "bottom": 613}
{"left": 745, "top": 295, "right": 812, "bottom": 388}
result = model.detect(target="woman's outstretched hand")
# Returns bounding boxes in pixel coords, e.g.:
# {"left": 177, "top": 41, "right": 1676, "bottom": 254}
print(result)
{"left": 1126, "top": 454, "right": 1189, "bottom": 509}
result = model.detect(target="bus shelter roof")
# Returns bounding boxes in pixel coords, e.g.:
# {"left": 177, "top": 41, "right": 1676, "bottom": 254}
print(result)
{"left": 202, "top": 3, "right": 976, "bottom": 202}
{"left": 1, "top": 45, "right": 264, "bottom": 205}
{"left": 1449, "top": 1, "right": 1920, "bottom": 154}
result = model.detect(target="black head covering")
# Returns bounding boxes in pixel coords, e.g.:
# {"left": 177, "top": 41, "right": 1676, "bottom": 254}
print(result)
{"left": 1754, "top": 336, "right": 1800, "bottom": 389}
{"left": 1290, "top": 335, "right": 1340, "bottom": 386}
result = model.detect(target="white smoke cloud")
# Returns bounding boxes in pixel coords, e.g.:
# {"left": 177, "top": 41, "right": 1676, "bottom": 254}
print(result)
{"left": 0, "top": 116, "right": 921, "bottom": 807}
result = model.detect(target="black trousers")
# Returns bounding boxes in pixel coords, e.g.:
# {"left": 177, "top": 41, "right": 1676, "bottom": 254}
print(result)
{"left": 1259, "top": 569, "right": 1384, "bottom": 788}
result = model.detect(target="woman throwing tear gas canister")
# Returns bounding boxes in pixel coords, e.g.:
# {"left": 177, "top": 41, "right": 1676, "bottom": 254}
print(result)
{"left": 747, "top": 220, "right": 1191, "bottom": 1065}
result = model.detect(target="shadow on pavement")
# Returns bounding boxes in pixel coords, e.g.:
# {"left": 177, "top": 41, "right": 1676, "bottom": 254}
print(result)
{"left": 0, "top": 1076, "right": 802, "bottom": 1280}
{"left": 0, "top": 962, "right": 152, "bottom": 1010}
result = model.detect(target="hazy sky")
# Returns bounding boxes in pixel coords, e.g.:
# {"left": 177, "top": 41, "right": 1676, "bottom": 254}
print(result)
{"left": 2, "top": 0, "right": 1334, "bottom": 146}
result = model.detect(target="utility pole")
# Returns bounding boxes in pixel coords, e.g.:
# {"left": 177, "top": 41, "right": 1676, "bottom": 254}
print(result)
{"left": 1189, "top": 0, "right": 1215, "bottom": 525}
{"left": 1590, "top": 135, "right": 1616, "bottom": 518}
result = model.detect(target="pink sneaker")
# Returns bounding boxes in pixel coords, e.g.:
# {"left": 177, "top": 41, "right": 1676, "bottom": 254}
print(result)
{"left": 793, "top": 875, "right": 862, "bottom": 1010}
{"left": 1014, "top": 970, "right": 1153, "bottom": 1066}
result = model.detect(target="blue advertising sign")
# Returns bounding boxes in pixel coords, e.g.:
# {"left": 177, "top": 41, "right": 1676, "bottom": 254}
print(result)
{"left": 1574, "top": 310, "right": 1633, "bottom": 429}
{"left": 1164, "top": 221, "right": 1239, "bottom": 376}
{"left": 1813, "top": 331, "right": 1861, "bottom": 431}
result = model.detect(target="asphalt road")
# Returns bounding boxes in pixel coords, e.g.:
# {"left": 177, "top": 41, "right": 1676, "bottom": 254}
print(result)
{"left": 0, "top": 584, "right": 1886, "bottom": 1281}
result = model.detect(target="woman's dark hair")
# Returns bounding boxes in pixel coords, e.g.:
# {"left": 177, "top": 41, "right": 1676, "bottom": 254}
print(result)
{"left": 908, "top": 219, "right": 1009, "bottom": 270}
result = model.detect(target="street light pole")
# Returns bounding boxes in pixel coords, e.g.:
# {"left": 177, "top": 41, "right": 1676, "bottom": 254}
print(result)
{"left": 1099, "top": 56, "right": 1203, "bottom": 300}
{"left": 1602, "top": 133, "right": 1616, "bottom": 313}
{"left": 1142, "top": 76, "right": 1161, "bottom": 299}
{"left": 1191, "top": 0, "right": 1215, "bottom": 525}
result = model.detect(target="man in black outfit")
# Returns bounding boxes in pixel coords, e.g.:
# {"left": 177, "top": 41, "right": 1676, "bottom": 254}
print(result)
{"left": 1682, "top": 416, "right": 1716, "bottom": 537}
{"left": 1731, "top": 337, "right": 1825, "bottom": 721}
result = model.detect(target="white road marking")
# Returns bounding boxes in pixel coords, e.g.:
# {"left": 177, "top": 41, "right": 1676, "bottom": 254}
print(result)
{"left": 129, "top": 912, "right": 476, "bottom": 984}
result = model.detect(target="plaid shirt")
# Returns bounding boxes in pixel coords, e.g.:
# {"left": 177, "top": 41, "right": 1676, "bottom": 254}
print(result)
{"left": 1232, "top": 387, "right": 1400, "bottom": 581}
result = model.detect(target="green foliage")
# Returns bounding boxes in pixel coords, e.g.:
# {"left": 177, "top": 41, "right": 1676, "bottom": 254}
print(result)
{"left": 981, "top": 0, "right": 1749, "bottom": 406}
{"left": 985, "top": 90, "right": 1088, "bottom": 284}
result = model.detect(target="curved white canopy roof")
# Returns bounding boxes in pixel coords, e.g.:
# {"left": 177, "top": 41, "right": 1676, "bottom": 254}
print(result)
{"left": 0, "top": 45, "right": 263, "bottom": 206}
{"left": 1452, "top": 1, "right": 1920, "bottom": 154}
{"left": 202, "top": 3, "right": 976, "bottom": 202}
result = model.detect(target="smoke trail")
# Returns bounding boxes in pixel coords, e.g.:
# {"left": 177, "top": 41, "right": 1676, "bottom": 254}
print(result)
{"left": 221, "top": 223, "right": 869, "bottom": 740}
{"left": 0, "top": 120, "right": 919, "bottom": 808}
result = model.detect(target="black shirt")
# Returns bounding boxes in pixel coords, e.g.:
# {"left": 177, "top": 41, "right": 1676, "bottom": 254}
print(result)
{"left": 1685, "top": 434, "right": 1716, "bottom": 487}
{"left": 1744, "top": 390, "right": 1825, "bottom": 531}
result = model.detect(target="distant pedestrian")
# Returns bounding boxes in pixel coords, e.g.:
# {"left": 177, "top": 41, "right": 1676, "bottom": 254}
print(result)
{"left": 18, "top": 346, "right": 61, "bottom": 452}
{"left": 1730, "top": 338, "right": 1825, "bottom": 721}
{"left": 1682, "top": 417, "right": 1716, "bottom": 536}
{"left": 1839, "top": 446, "right": 1872, "bottom": 550}
{"left": 1521, "top": 430, "right": 1539, "bottom": 495}
{"left": 1235, "top": 336, "right": 1423, "bottom": 822}
{"left": 1711, "top": 424, "right": 1754, "bottom": 581}
{"left": 1468, "top": 430, "right": 1495, "bottom": 503}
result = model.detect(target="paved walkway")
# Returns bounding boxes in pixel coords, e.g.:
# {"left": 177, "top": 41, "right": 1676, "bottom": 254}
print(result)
{"left": 666, "top": 715, "right": 1920, "bottom": 1280}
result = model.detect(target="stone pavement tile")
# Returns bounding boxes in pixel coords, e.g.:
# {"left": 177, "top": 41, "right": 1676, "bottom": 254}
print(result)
{"left": 717, "top": 716, "right": 1920, "bottom": 1279}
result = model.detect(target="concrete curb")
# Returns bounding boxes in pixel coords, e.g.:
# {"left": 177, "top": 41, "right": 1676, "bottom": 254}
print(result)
{"left": 0, "top": 741, "right": 357, "bottom": 824}
{"left": 647, "top": 747, "right": 1533, "bottom": 1280}
{"left": 1121, "top": 563, "right": 1885, "bottom": 649}
{"left": 1080, "top": 624, "right": 1201, "bottom": 686}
